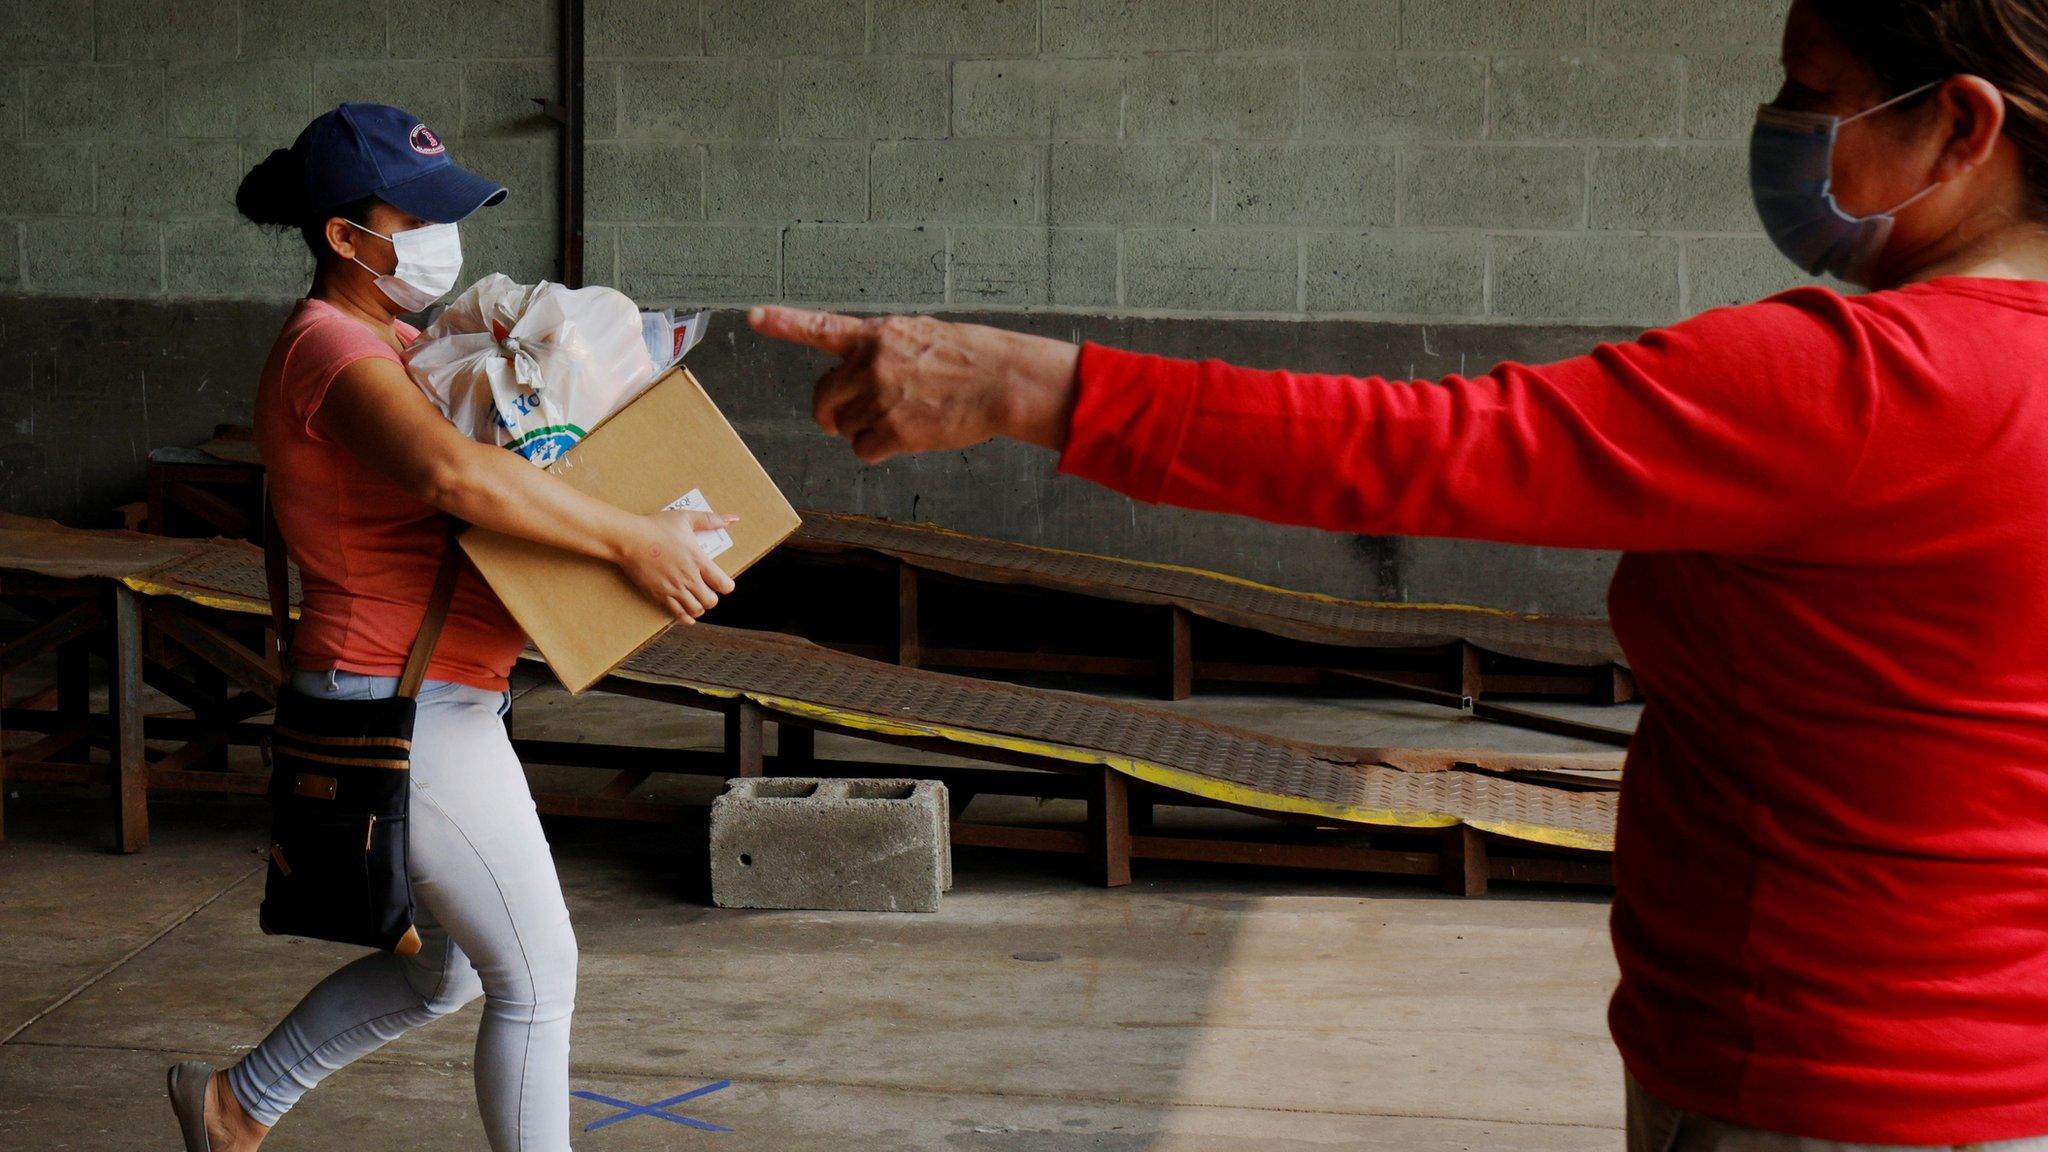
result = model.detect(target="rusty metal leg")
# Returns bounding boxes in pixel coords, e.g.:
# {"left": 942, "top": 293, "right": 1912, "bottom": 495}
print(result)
{"left": 111, "top": 587, "right": 148, "bottom": 854}
{"left": 1086, "top": 768, "right": 1132, "bottom": 888}
{"left": 1601, "top": 663, "right": 1637, "bottom": 705}
{"left": 1439, "top": 825, "right": 1487, "bottom": 897}
{"left": 1161, "top": 606, "right": 1193, "bottom": 701}
{"left": 778, "top": 722, "right": 814, "bottom": 772}
{"left": 724, "top": 699, "right": 764, "bottom": 778}
{"left": 892, "top": 562, "right": 921, "bottom": 669}
{"left": 1451, "top": 640, "right": 1483, "bottom": 701}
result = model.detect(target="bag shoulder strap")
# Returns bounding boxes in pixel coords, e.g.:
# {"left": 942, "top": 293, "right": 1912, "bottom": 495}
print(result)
{"left": 263, "top": 486, "right": 464, "bottom": 700}
{"left": 397, "top": 533, "right": 464, "bottom": 699}
{"left": 262, "top": 485, "right": 293, "bottom": 678}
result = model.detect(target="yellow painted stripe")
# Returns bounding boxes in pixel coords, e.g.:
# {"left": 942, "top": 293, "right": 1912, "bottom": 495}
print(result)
{"left": 635, "top": 679, "right": 1614, "bottom": 853}
{"left": 1465, "top": 820, "right": 1614, "bottom": 854}
{"left": 121, "top": 576, "right": 284, "bottom": 616}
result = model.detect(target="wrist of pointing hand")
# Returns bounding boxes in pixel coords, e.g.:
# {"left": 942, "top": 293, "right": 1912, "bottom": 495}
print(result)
{"left": 997, "top": 334, "right": 1081, "bottom": 452}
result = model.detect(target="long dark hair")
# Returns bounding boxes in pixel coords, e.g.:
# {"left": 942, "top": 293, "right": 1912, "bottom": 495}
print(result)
{"left": 234, "top": 148, "right": 376, "bottom": 260}
{"left": 1813, "top": 0, "right": 2048, "bottom": 213}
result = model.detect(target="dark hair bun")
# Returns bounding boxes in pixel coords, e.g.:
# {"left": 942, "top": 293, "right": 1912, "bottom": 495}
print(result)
{"left": 235, "top": 148, "right": 308, "bottom": 228}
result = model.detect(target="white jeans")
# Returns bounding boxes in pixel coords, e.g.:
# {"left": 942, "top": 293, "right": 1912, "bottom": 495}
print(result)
{"left": 226, "top": 670, "right": 577, "bottom": 1151}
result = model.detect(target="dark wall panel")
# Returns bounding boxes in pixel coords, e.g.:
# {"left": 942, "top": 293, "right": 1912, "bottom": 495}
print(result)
{"left": 0, "top": 298, "right": 292, "bottom": 525}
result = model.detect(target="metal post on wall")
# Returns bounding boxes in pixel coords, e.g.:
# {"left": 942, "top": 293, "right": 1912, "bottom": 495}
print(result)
{"left": 533, "top": 0, "right": 587, "bottom": 287}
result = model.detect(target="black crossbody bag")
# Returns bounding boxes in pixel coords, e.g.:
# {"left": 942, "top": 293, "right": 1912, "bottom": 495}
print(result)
{"left": 258, "top": 500, "right": 462, "bottom": 956}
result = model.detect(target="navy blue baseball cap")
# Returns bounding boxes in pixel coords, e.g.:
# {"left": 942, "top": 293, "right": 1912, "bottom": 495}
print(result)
{"left": 291, "top": 103, "right": 506, "bottom": 222}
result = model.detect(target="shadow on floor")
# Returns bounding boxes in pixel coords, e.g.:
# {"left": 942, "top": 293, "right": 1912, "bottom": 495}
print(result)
{"left": 0, "top": 738, "right": 1620, "bottom": 1151}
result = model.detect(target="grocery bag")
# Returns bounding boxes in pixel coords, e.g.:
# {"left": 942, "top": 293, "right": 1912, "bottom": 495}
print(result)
{"left": 404, "top": 274, "right": 704, "bottom": 465}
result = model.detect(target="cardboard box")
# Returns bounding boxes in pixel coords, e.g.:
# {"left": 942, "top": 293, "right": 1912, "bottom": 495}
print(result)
{"left": 461, "top": 366, "right": 801, "bottom": 693}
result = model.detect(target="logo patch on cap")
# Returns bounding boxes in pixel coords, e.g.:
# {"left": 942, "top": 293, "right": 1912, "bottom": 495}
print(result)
{"left": 408, "top": 124, "right": 445, "bottom": 156}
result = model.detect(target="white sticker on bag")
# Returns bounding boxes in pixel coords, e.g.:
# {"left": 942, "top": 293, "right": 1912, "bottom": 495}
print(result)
{"left": 661, "top": 487, "right": 734, "bottom": 562}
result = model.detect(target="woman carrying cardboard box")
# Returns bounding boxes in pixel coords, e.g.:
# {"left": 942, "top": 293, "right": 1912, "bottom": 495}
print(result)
{"left": 754, "top": 1, "right": 2048, "bottom": 1148}
{"left": 163, "top": 103, "right": 733, "bottom": 1152}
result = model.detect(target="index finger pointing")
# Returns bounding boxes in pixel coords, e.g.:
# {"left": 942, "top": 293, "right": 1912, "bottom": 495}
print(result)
{"left": 747, "top": 305, "right": 870, "bottom": 358}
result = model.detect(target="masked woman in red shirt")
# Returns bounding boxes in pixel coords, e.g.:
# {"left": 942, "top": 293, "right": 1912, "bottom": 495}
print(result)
{"left": 752, "top": 2, "right": 2048, "bottom": 1148}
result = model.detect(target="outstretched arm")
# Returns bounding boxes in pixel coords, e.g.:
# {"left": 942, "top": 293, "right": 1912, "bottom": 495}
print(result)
{"left": 750, "top": 295, "right": 1874, "bottom": 555}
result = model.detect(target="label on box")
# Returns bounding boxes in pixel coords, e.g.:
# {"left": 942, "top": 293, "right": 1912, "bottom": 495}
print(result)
{"left": 661, "top": 487, "right": 734, "bottom": 561}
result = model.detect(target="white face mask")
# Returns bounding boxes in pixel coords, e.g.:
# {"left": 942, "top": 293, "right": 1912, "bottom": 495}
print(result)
{"left": 346, "top": 220, "right": 463, "bottom": 312}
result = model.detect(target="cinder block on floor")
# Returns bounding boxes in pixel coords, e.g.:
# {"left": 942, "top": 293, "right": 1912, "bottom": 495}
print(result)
{"left": 710, "top": 778, "right": 951, "bottom": 913}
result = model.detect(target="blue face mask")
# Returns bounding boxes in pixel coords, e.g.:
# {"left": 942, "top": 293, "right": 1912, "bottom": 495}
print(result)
{"left": 1749, "top": 81, "right": 1943, "bottom": 286}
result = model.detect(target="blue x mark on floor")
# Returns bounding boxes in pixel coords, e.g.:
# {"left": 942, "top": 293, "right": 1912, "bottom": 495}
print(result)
{"left": 572, "top": 1080, "right": 733, "bottom": 1133}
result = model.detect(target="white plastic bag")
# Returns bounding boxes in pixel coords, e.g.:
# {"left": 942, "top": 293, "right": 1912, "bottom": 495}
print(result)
{"left": 404, "top": 274, "right": 662, "bottom": 465}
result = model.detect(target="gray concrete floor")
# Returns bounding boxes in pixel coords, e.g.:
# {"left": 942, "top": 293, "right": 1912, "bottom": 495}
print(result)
{"left": 0, "top": 680, "right": 1630, "bottom": 1151}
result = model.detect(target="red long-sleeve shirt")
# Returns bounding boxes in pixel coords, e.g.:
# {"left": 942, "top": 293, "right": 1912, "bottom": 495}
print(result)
{"left": 1059, "top": 277, "right": 2048, "bottom": 1144}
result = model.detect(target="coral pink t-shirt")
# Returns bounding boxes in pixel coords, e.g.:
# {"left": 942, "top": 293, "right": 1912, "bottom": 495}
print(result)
{"left": 254, "top": 298, "right": 526, "bottom": 691}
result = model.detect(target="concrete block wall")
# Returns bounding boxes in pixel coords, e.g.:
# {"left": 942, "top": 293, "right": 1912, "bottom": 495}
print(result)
{"left": 1, "top": 0, "right": 1807, "bottom": 327}
{"left": 0, "top": 0, "right": 562, "bottom": 301}
{"left": 576, "top": 0, "right": 1809, "bottom": 327}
